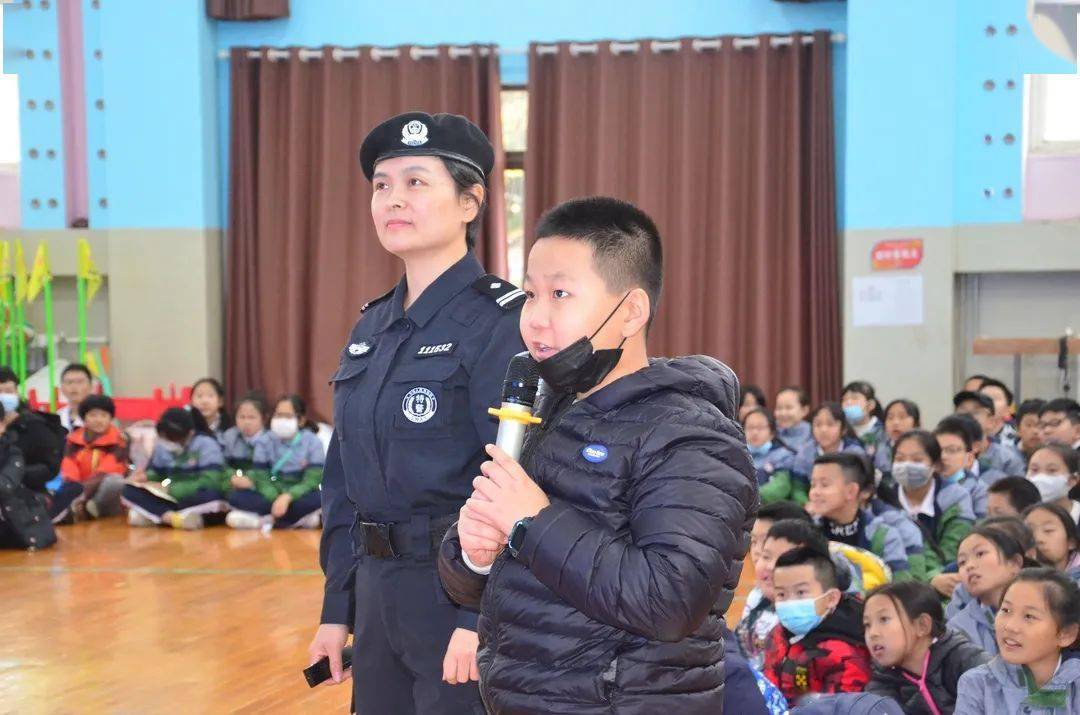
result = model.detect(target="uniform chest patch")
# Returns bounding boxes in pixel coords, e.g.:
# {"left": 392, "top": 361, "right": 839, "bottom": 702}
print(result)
{"left": 348, "top": 340, "right": 373, "bottom": 358}
{"left": 402, "top": 387, "right": 438, "bottom": 423}
{"left": 581, "top": 444, "right": 609, "bottom": 463}
{"left": 416, "top": 342, "right": 455, "bottom": 358}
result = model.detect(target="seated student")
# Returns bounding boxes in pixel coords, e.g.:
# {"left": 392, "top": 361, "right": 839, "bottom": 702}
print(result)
{"left": 740, "top": 514, "right": 825, "bottom": 669}
{"left": 987, "top": 476, "right": 1042, "bottom": 518}
{"left": 793, "top": 403, "right": 867, "bottom": 486}
{"left": 775, "top": 385, "right": 813, "bottom": 452}
{"left": 1023, "top": 502, "right": 1080, "bottom": 581}
{"left": 892, "top": 429, "right": 975, "bottom": 595}
{"left": 0, "top": 367, "right": 65, "bottom": 502}
{"left": 808, "top": 452, "right": 915, "bottom": 580}
{"left": 121, "top": 407, "right": 228, "bottom": 530}
{"left": 954, "top": 390, "right": 1026, "bottom": 479}
{"left": 1016, "top": 398, "right": 1046, "bottom": 462}
{"left": 875, "top": 398, "right": 920, "bottom": 487}
{"left": 436, "top": 196, "right": 757, "bottom": 714}
{"left": 225, "top": 394, "right": 324, "bottom": 530}
{"left": 763, "top": 546, "right": 873, "bottom": 704}
{"left": 948, "top": 527, "right": 1029, "bottom": 655}
{"left": 946, "top": 516, "right": 1037, "bottom": 621}
{"left": 1038, "top": 398, "right": 1080, "bottom": 451}
{"left": 740, "top": 383, "right": 768, "bottom": 422}
{"left": 858, "top": 478, "right": 929, "bottom": 585}
{"left": 955, "top": 569, "right": 1080, "bottom": 715}
{"left": 221, "top": 392, "right": 269, "bottom": 474}
{"left": 189, "top": 377, "right": 233, "bottom": 446}
{"left": 53, "top": 395, "right": 128, "bottom": 522}
{"left": 57, "top": 363, "right": 94, "bottom": 432}
{"left": 749, "top": 500, "right": 812, "bottom": 568}
{"left": 745, "top": 408, "right": 802, "bottom": 504}
{"left": 934, "top": 416, "right": 991, "bottom": 518}
{"left": 841, "top": 381, "right": 885, "bottom": 458}
{"left": 978, "top": 378, "right": 1019, "bottom": 449}
{"left": 864, "top": 581, "right": 990, "bottom": 715}
{"left": 1026, "top": 444, "right": 1080, "bottom": 523}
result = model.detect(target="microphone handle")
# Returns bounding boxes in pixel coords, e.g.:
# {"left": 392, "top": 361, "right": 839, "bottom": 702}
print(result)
{"left": 494, "top": 402, "right": 534, "bottom": 461}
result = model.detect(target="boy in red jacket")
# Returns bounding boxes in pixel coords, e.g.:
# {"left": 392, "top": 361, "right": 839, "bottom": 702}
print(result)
{"left": 58, "top": 394, "right": 128, "bottom": 520}
{"left": 763, "top": 545, "right": 872, "bottom": 705}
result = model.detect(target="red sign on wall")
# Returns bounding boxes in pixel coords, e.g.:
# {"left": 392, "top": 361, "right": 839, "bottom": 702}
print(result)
{"left": 871, "top": 239, "right": 923, "bottom": 271}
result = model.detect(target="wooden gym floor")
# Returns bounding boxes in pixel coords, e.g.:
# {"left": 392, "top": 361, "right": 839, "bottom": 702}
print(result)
{"left": 0, "top": 520, "right": 755, "bottom": 714}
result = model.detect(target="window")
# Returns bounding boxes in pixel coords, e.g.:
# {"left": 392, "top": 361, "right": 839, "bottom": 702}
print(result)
{"left": 1028, "top": 73, "right": 1080, "bottom": 154}
{"left": 501, "top": 88, "right": 527, "bottom": 285}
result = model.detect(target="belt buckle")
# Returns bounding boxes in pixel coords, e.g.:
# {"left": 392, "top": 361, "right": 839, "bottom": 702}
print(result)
{"left": 374, "top": 522, "right": 399, "bottom": 559}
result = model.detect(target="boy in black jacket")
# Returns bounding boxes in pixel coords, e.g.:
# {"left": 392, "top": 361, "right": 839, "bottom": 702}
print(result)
{"left": 437, "top": 197, "right": 758, "bottom": 715}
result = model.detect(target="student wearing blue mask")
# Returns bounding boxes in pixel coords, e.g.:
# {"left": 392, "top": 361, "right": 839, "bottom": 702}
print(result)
{"left": 0, "top": 367, "right": 66, "bottom": 509}
{"left": 841, "top": 381, "right": 885, "bottom": 458}
{"left": 744, "top": 407, "right": 801, "bottom": 505}
{"left": 934, "top": 416, "right": 991, "bottom": 519}
{"left": 775, "top": 386, "right": 813, "bottom": 452}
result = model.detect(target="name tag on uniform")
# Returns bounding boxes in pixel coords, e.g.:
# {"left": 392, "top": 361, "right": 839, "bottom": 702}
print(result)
{"left": 416, "top": 342, "right": 455, "bottom": 358}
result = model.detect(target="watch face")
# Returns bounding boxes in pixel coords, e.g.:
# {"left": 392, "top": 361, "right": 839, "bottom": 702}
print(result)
{"left": 509, "top": 518, "right": 530, "bottom": 555}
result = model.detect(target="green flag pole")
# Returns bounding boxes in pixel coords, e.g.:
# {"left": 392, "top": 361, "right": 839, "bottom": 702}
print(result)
{"left": 77, "top": 275, "right": 88, "bottom": 363}
{"left": 44, "top": 277, "right": 56, "bottom": 411}
{"left": 16, "top": 301, "right": 26, "bottom": 398}
{"left": 0, "top": 299, "right": 7, "bottom": 368}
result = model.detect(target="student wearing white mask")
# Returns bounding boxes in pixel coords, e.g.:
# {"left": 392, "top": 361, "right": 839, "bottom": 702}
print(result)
{"left": 225, "top": 394, "right": 324, "bottom": 530}
{"left": 1026, "top": 444, "right": 1080, "bottom": 525}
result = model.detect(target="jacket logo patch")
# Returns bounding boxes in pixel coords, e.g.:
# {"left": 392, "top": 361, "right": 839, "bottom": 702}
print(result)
{"left": 416, "top": 342, "right": 455, "bottom": 358}
{"left": 402, "top": 387, "right": 438, "bottom": 423}
{"left": 348, "top": 341, "right": 373, "bottom": 358}
{"left": 581, "top": 444, "right": 609, "bottom": 463}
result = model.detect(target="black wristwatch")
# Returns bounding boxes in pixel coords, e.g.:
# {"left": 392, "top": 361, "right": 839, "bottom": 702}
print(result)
{"left": 508, "top": 517, "right": 534, "bottom": 559}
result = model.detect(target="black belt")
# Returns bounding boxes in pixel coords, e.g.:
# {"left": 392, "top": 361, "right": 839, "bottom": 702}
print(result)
{"left": 352, "top": 513, "right": 457, "bottom": 560}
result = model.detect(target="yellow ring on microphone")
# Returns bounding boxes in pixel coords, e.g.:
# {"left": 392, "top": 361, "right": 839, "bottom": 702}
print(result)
{"left": 487, "top": 407, "right": 542, "bottom": 425}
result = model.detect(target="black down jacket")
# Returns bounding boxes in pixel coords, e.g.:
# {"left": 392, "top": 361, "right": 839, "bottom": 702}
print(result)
{"left": 866, "top": 628, "right": 991, "bottom": 714}
{"left": 438, "top": 356, "right": 758, "bottom": 714}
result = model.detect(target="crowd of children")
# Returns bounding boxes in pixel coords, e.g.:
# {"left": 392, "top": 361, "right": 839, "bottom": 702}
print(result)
{"left": 0, "top": 366, "right": 326, "bottom": 539}
{"left": 734, "top": 376, "right": 1080, "bottom": 713}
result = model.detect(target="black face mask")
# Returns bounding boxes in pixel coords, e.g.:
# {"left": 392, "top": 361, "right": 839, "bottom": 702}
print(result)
{"left": 536, "top": 292, "right": 631, "bottom": 395}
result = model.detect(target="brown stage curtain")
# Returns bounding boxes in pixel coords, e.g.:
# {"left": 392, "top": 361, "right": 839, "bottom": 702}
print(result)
{"left": 525, "top": 32, "right": 841, "bottom": 403}
{"left": 207, "top": 0, "right": 289, "bottom": 20}
{"left": 225, "top": 45, "right": 506, "bottom": 420}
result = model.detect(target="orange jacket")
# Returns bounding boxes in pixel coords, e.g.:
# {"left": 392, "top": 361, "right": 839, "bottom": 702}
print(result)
{"left": 61, "top": 425, "right": 130, "bottom": 482}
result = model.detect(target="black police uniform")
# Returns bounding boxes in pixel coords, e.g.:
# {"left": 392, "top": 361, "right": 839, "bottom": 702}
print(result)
{"left": 320, "top": 112, "right": 526, "bottom": 714}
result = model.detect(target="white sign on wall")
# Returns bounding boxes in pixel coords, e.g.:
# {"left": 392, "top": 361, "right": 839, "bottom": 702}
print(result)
{"left": 852, "top": 275, "right": 924, "bottom": 327}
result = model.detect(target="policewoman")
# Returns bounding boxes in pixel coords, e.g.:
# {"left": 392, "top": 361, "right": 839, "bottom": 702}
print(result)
{"left": 308, "top": 112, "right": 526, "bottom": 714}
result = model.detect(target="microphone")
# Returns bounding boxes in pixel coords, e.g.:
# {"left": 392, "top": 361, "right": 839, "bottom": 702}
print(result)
{"left": 487, "top": 351, "right": 542, "bottom": 460}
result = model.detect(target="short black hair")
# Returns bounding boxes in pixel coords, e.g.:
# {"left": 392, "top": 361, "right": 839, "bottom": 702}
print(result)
{"left": 234, "top": 391, "right": 269, "bottom": 421}
{"left": 442, "top": 158, "right": 486, "bottom": 250}
{"left": 740, "top": 407, "right": 777, "bottom": 434}
{"left": 774, "top": 544, "right": 839, "bottom": 591}
{"left": 0, "top": 366, "right": 18, "bottom": 386}
{"left": 978, "top": 377, "right": 1013, "bottom": 407}
{"left": 740, "top": 384, "right": 768, "bottom": 411}
{"left": 987, "top": 477, "right": 1042, "bottom": 514}
{"left": 811, "top": 401, "right": 858, "bottom": 443}
{"left": 757, "top": 500, "right": 811, "bottom": 524}
{"left": 979, "top": 515, "right": 1036, "bottom": 554}
{"left": 893, "top": 429, "right": 941, "bottom": 464}
{"left": 814, "top": 450, "right": 873, "bottom": 491}
{"left": 534, "top": 197, "right": 663, "bottom": 329}
{"left": 1039, "top": 398, "right": 1080, "bottom": 419}
{"left": 766, "top": 518, "right": 829, "bottom": 554}
{"left": 954, "top": 390, "right": 995, "bottom": 415}
{"left": 61, "top": 363, "right": 93, "bottom": 382}
{"left": 884, "top": 399, "right": 921, "bottom": 428}
{"left": 777, "top": 385, "right": 811, "bottom": 408}
{"left": 936, "top": 414, "right": 976, "bottom": 450}
{"left": 78, "top": 394, "right": 115, "bottom": 420}
{"left": 964, "top": 374, "right": 991, "bottom": 389}
{"left": 157, "top": 407, "right": 195, "bottom": 442}
{"left": 1031, "top": 443, "right": 1080, "bottom": 475}
{"left": 866, "top": 581, "right": 946, "bottom": 638}
{"left": 1017, "top": 398, "right": 1047, "bottom": 422}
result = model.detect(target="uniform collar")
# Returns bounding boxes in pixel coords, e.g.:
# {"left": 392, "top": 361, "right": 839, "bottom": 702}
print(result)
{"left": 899, "top": 478, "right": 937, "bottom": 519}
{"left": 373, "top": 252, "right": 484, "bottom": 334}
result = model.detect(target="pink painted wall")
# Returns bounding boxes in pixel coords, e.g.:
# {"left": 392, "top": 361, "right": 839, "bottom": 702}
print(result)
{"left": 1024, "top": 153, "right": 1080, "bottom": 221}
{"left": 0, "top": 168, "right": 19, "bottom": 229}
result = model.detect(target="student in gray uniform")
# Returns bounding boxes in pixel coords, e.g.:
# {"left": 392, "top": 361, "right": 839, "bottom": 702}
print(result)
{"left": 226, "top": 394, "right": 323, "bottom": 530}
{"left": 221, "top": 392, "right": 270, "bottom": 474}
{"left": 775, "top": 385, "right": 813, "bottom": 452}
{"left": 955, "top": 568, "right": 1080, "bottom": 715}
{"left": 875, "top": 399, "right": 920, "bottom": 487}
{"left": 954, "top": 391, "right": 1026, "bottom": 479}
{"left": 948, "top": 526, "right": 1029, "bottom": 655}
{"left": 120, "top": 407, "right": 228, "bottom": 530}
{"left": 934, "top": 416, "right": 991, "bottom": 518}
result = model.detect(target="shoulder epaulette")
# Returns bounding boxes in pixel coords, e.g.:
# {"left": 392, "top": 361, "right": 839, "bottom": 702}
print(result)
{"left": 471, "top": 275, "right": 525, "bottom": 310}
{"left": 360, "top": 286, "right": 395, "bottom": 313}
